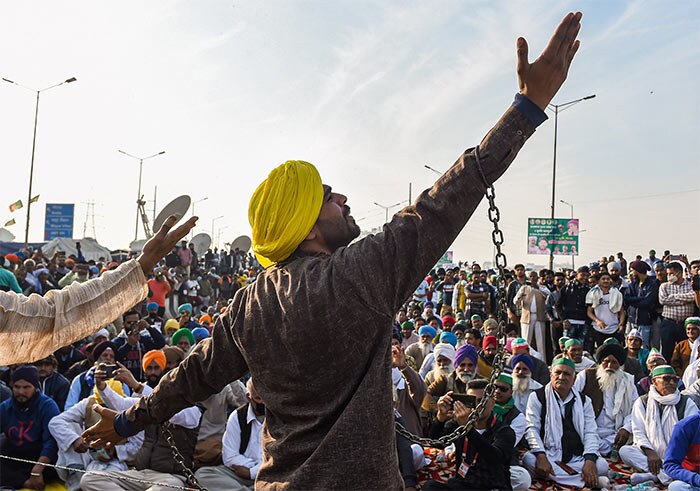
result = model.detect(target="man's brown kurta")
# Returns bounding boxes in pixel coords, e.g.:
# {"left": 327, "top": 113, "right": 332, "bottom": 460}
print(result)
{"left": 123, "top": 104, "right": 537, "bottom": 490}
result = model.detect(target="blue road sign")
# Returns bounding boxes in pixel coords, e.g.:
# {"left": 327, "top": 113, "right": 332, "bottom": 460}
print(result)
{"left": 44, "top": 203, "right": 74, "bottom": 240}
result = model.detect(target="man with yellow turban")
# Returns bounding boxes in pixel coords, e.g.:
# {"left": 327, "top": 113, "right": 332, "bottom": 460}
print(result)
{"left": 85, "top": 13, "right": 584, "bottom": 490}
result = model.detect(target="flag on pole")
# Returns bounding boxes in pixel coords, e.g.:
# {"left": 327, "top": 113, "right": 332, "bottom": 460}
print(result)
{"left": 4, "top": 219, "right": 15, "bottom": 227}
{"left": 29, "top": 195, "right": 40, "bottom": 204}
{"left": 8, "top": 200, "right": 22, "bottom": 212}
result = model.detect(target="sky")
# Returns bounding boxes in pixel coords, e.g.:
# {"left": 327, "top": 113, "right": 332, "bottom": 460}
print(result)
{"left": 0, "top": 1, "right": 698, "bottom": 268}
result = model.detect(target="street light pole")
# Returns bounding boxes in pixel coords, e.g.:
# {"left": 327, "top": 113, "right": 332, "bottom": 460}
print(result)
{"left": 560, "top": 199, "right": 575, "bottom": 269}
{"left": 118, "top": 149, "right": 166, "bottom": 241}
{"left": 212, "top": 215, "right": 224, "bottom": 239}
{"left": 2, "top": 76, "right": 77, "bottom": 246}
{"left": 190, "top": 197, "right": 209, "bottom": 239}
{"left": 373, "top": 201, "right": 403, "bottom": 224}
{"left": 547, "top": 93, "right": 595, "bottom": 270}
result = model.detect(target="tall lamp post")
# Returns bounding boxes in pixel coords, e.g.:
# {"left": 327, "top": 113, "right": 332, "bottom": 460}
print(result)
{"left": 190, "top": 197, "right": 208, "bottom": 239}
{"left": 211, "top": 215, "right": 224, "bottom": 240}
{"left": 560, "top": 199, "right": 575, "bottom": 269}
{"left": 2, "top": 76, "right": 77, "bottom": 246}
{"left": 547, "top": 94, "right": 595, "bottom": 269}
{"left": 373, "top": 201, "right": 403, "bottom": 224}
{"left": 118, "top": 149, "right": 166, "bottom": 241}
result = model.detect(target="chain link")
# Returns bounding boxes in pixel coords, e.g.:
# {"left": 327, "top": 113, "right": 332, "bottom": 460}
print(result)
{"left": 160, "top": 423, "right": 208, "bottom": 491}
{"left": 395, "top": 145, "right": 511, "bottom": 449}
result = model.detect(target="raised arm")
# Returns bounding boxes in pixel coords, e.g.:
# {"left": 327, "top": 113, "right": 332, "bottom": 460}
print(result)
{"left": 0, "top": 216, "right": 197, "bottom": 365}
{"left": 332, "top": 13, "right": 583, "bottom": 314}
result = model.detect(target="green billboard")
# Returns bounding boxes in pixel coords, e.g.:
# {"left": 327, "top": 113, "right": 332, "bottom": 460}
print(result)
{"left": 527, "top": 218, "right": 579, "bottom": 256}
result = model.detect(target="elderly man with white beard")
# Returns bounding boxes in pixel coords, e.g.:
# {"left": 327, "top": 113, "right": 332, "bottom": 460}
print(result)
{"left": 619, "top": 365, "right": 698, "bottom": 487}
{"left": 573, "top": 341, "right": 638, "bottom": 457}
{"left": 424, "top": 342, "right": 456, "bottom": 386}
{"left": 423, "top": 344, "right": 478, "bottom": 418}
{"left": 405, "top": 325, "right": 436, "bottom": 369}
{"left": 523, "top": 357, "right": 610, "bottom": 489}
{"left": 510, "top": 354, "right": 543, "bottom": 414}
{"left": 419, "top": 332, "right": 458, "bottom": 380}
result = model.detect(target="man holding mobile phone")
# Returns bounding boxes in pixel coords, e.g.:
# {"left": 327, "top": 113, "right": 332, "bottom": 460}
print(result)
{"left": 423, "top": 379, "right": 515, "bottom": 490}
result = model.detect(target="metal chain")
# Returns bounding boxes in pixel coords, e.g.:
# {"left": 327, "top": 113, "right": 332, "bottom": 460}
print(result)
{"left": 160, "top": 423, "right": 208, "bottom": 491}
{"left": 395, "top": 145, "right": 511, "bottom": 449}
{"left": 0, "top": 454, "right": 198, "bottom": 491}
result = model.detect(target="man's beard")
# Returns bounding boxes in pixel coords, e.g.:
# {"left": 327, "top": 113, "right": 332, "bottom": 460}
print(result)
{"left": 596, "top": 365, "right": 624, "bottom": 393}
{"left": 456, "top": 370, "right": 474, "bottom": 384}
{"left": 14, "top": 391, "right": 38, "bottom": 410}
{"left": 315, "top": 206, "right": 361, "bottom": 249}
{"left": 513, "top": 374, "right": 531, "bottom": 394}
{"left": 146, "top": 373, "right": 163, "bottom": 388}
{"left": 419, "top": 341, "right": 432, "bottom": 356}
{"left": 433, "top": 366, "right": 453, "bottom": 379}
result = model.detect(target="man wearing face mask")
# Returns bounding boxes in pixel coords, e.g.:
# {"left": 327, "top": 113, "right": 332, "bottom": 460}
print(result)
{"left": 660, "top": 262, "right": 696, "bottom": 361}
{"left": 195, "top": 379, "right": 265, "bottom": 491}
{"left": 626, "top": 260, "right": 660, "bottom": 351}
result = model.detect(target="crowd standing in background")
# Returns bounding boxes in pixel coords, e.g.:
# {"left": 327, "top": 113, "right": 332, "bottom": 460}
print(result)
{"left": 0, "top": 240, "right": 698, "bottom": 490}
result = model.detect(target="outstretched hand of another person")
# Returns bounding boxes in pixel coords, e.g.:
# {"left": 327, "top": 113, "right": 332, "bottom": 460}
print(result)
{"left": 82, "top": 404, "right": 126, "bottom": 448}
{"left": 517, "top": 12, "right": 582, "bottom": 110}
{"left": 138, "top": 215, "right": 198, "bottom": 275}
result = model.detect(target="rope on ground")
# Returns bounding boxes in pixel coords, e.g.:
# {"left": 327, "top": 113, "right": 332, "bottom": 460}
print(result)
{"left": 0, "top": 454, "right": 200, "bottom": 491}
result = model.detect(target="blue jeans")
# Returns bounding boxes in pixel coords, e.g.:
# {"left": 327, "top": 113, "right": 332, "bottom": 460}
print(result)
{"left": 661, "top": 318, "right": 686, "bottom": 362}
{"left": 565, "top": 322, "right": 588, "bottom": 343}
{"left": 629, "top": 322, "right": 652, "bottom": 349}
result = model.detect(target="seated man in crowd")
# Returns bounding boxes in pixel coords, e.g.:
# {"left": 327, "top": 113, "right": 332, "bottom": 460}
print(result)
{"left": 673, "top": 317, "right": 700, "bottom": 377}
{"left": 423, "top": 379, "right": 515, "bottom": 491}
{"left": 564, "top": 337, "right": 596, "bottom": 373}
{"left": 424, "top": 341, "right": 456, "bottom": 386}
{"left": 420, "top": 331, "right": 458, "bottom": 380}
{"left": 405, "top": 325, "right": 436, "bottom": 369}
{"left": 115, "top": 316, "right": 166, "bottom": 382}
{"left": 80, "top": 350, "right": 202, "bottom": 491}
{"left": 176, "top": 302, "right": 203, "bottom": 330}
{"left": 171, "top": 327, "right": 195, "bottom": 353}
{"left": 638, "top": 348, "right": 669, "bottom": 395}
{"left": 35, "top": 354, "right": 71, "bottom": 411}
{"left": 0, "top": 366, "right": 60, "bottom": 490}
{"left": 509, "top": 337, "right": 549, "bottom": 385}
{"left": 463, "top": 327, "right": 482, "bottom": 348}
{"left": 511, "top": 354, "right": 543, "bottom": 414}
{"left": 573, "top": 341, "right": 637, "bottom": 456}
{"left": 401, "top": 320, "right": 420, "bottom": 349}
{"left": 491, "top": 372, "right": 531, "bottom": 491}
{"left": 663, "top": 412, "right": 700, "bottom": 491}
{"left": 49, "top": 376, "right": 144, "bottom": 491}
{"left": 392, "top": 341, "right": 427, "bottom": 437}
{"left": 424, "top": 344, "right": 478, "bottom": 419}
{"left": 477, "top": 335, "right": 498, "bottom": 378}
{"left": 65, "top": 341, "right": 130, "bottom": 411}
{"left": 626, "top": 329, "right": 651, "bottom": 374}
{"left": 523, "top": 358, "right": 610, "bottom": 490}
{"left": 195, "top": 379, "right": 265, "bottom": 491}
{"left": 620, "top": 365, "right": 698, "bottom": 487}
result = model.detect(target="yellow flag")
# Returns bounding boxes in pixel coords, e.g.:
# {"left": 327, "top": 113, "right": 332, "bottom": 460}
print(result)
{"left": 8, "top": 200, "right": 22, "bottom": 212}
{"left": 4, "top": 218, "right": 15, "bottom": 227}
{"left": 29, "top": 194, "right": 40, "bottom": 204}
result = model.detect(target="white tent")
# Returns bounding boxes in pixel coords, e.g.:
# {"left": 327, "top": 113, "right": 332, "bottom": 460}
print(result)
{"left": 42, "top": 237, "right": 112, "bottom": 262}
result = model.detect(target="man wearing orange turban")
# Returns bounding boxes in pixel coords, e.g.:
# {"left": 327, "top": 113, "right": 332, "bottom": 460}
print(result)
{"left": 142, "top": 350, "right": 167, "bottom": 388}
{"left": 85, "top": 13, "right": 584, "bottom": 491}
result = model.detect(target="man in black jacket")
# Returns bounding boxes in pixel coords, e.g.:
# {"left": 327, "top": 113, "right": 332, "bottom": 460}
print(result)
{"left": 557, "top": 266, "right": 591, "bottom": 351}
{"left": 423, "top": 379, "right": 515, "bottom": 490}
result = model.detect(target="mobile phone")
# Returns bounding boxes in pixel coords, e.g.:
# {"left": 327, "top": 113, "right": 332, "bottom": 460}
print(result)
{"left": 451, "top": 393, "right": 477, "bottom": 408}
{"left": 100, "top": 363, "right": 118, "bottom": 378}
{"left": 555, "top": 461, "right": 578, "bottom": 476}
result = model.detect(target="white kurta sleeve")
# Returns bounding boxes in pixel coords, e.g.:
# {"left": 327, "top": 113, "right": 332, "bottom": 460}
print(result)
{"left": 630, "top": 398, "right": 654, "bottom": 451}
{"left": 0, "top": 260, "right": 148, "bottom": 365}
{"left": 525, "top": 391, "right": 545, "bottom": 453}
{"left": 48, "top": 399, "right": 89, "bottom": 451}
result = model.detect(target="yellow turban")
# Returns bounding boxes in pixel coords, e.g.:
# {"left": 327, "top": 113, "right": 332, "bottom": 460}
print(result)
{"left": 248, "top": 160, "right": 324, "bottom": 268}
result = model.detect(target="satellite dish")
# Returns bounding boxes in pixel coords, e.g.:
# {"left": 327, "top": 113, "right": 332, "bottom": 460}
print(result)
{"left": 0, "top": 228, "right": 16, "bottom": 242}
{"left": 230, "top": 235, "right": 252, "bottom": 253}
{"left": 129, "top": 239, "right": 147, "bottom": 253}
{"left": 153, "top": 195, "right": 191, "bottom": 234}
{"left": 190, "top": 233, "right": 212, "bottom": 256}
